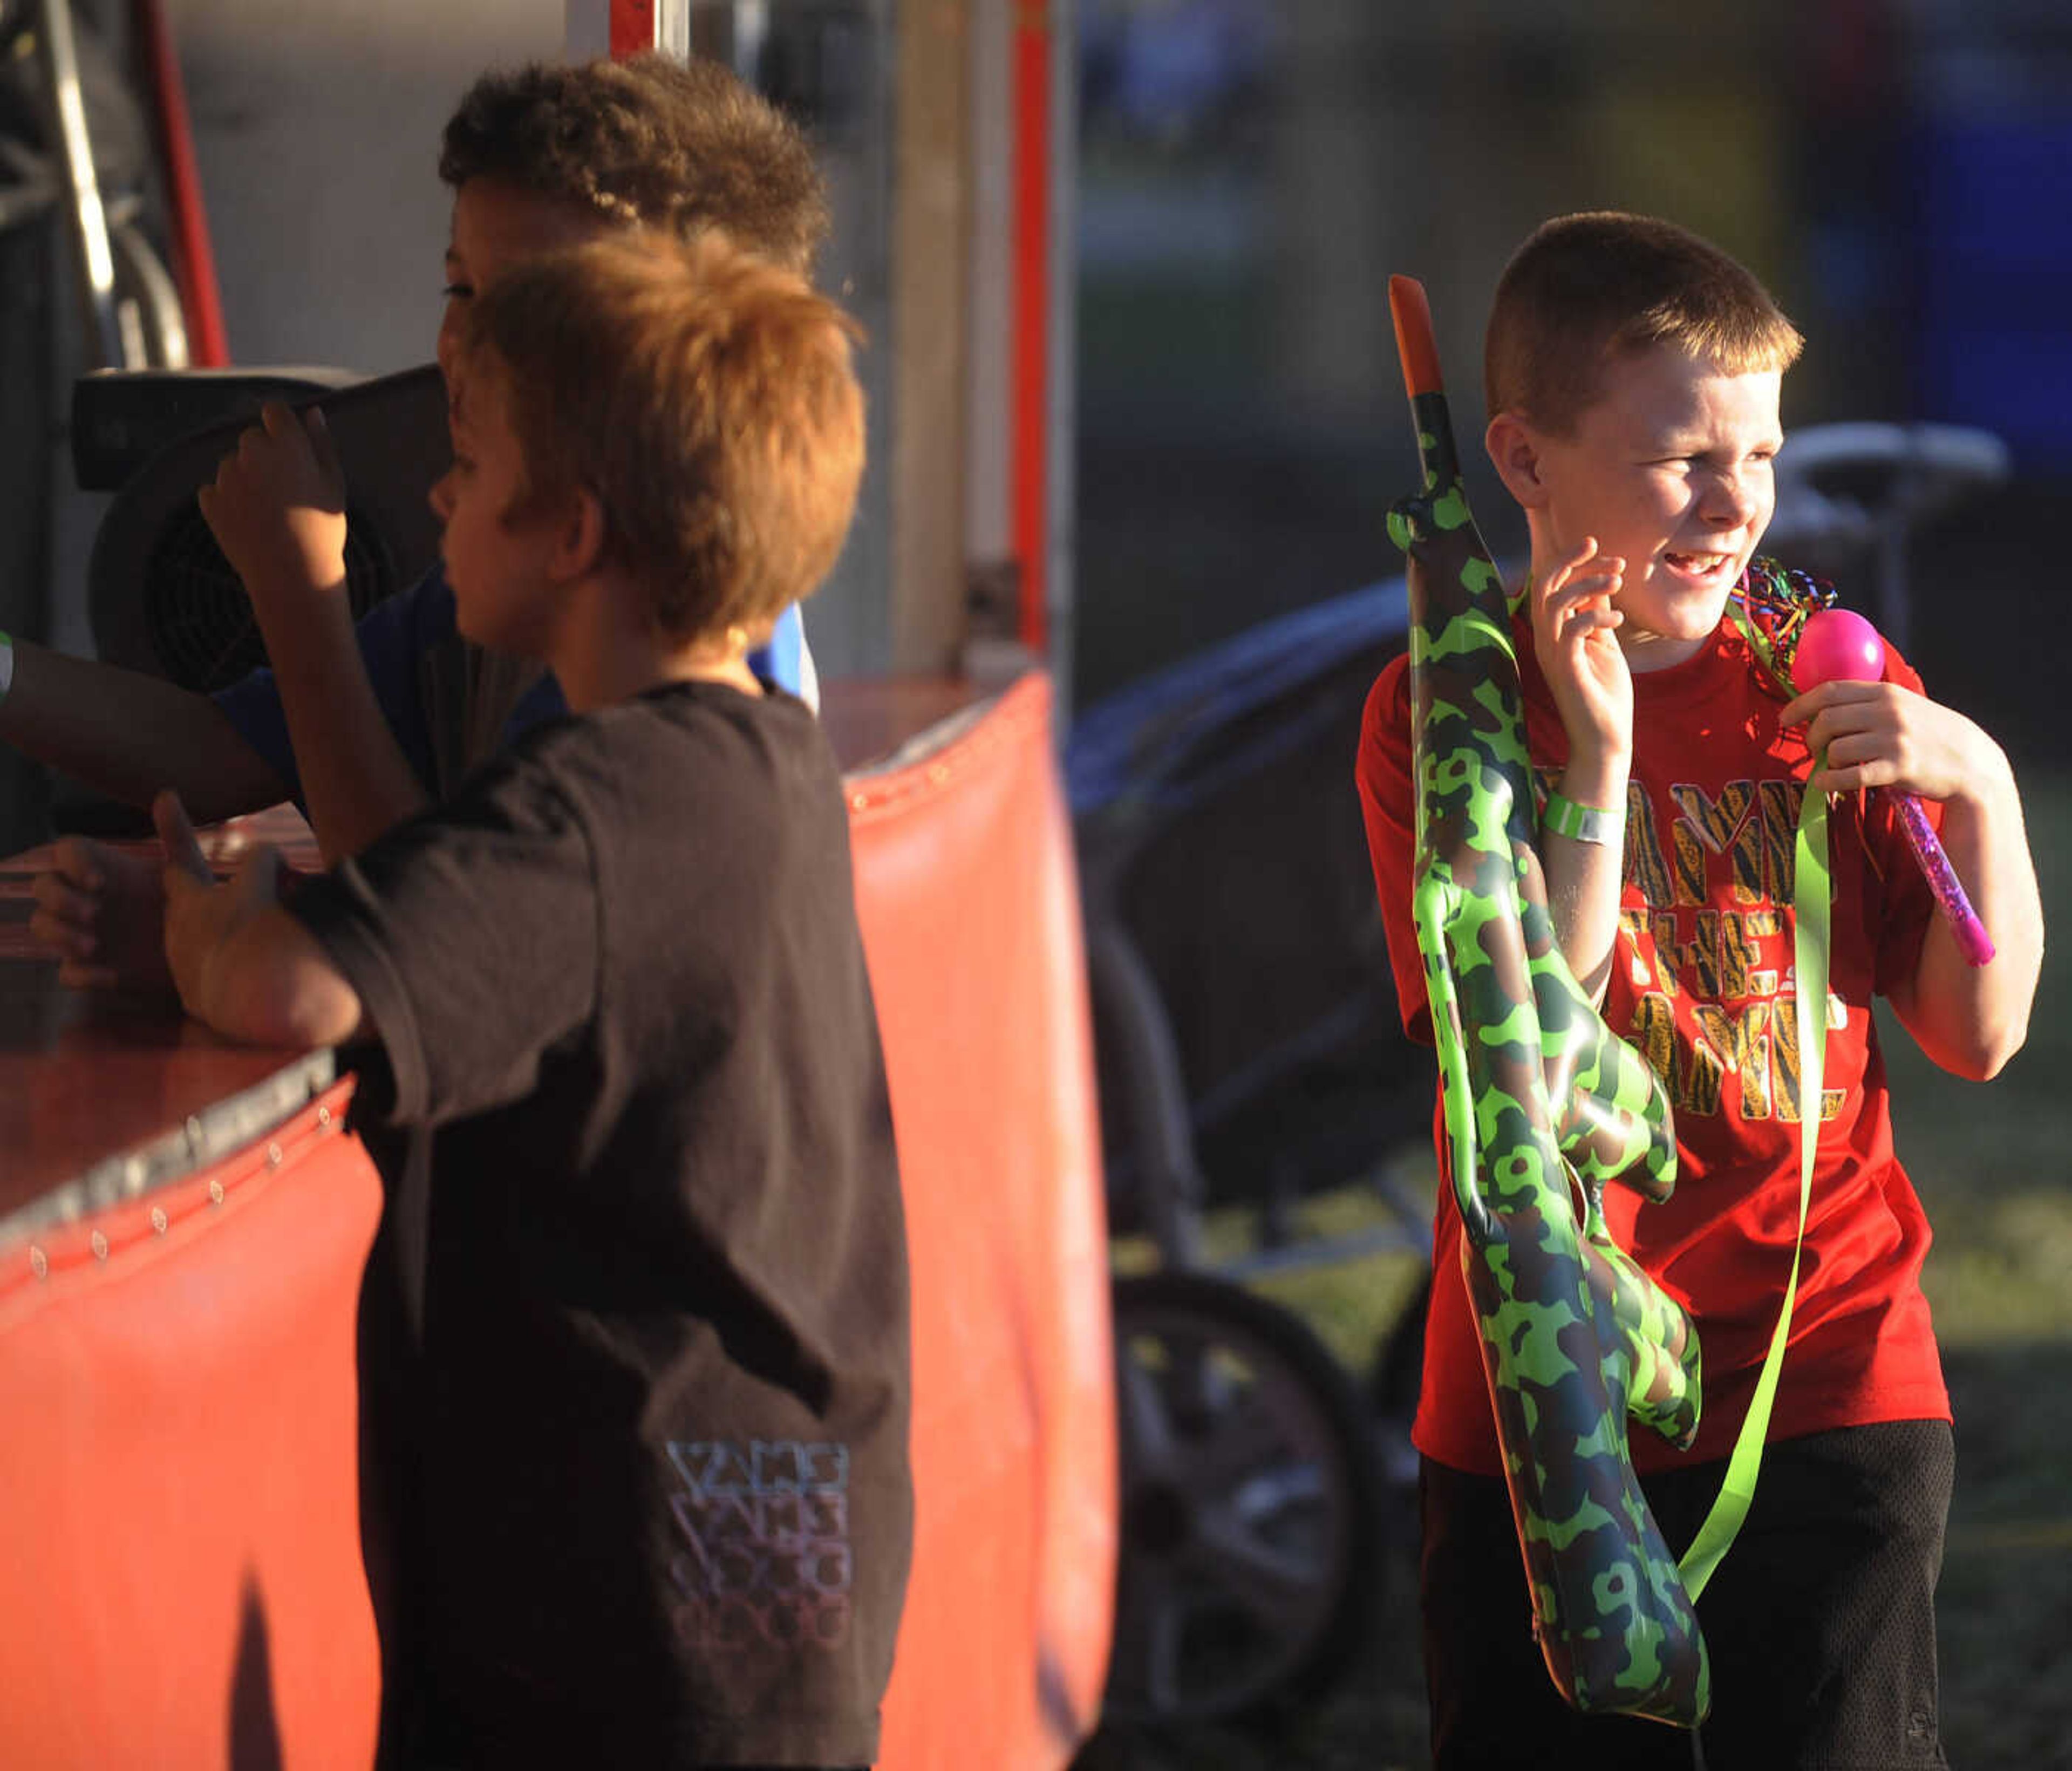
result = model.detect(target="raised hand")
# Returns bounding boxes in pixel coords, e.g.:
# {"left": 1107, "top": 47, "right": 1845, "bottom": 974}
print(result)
{"left": 195, "top": 401, "right": 350, "bottom": 612}
{"left": 1530, "top": 535, "right": 1631, "bottom": 769}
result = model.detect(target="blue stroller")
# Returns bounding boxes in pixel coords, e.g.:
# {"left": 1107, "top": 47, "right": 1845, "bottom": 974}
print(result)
{"left": 1067, "top": 577, "right": 1430, "bottom": 1726}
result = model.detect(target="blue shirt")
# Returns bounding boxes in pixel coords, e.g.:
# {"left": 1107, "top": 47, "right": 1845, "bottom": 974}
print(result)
{"left": 213, "top": 560, "right": 809, "bottom": 804}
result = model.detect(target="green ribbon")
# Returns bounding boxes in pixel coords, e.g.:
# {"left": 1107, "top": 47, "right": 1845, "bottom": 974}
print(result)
{"left": 1677, "top": 775, "right": 1829, "bottom": 1597}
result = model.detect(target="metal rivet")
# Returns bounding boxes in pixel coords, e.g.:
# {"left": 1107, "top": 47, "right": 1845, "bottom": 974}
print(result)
{"left": 150, "top": 1207, "right": 168, "bottom": 1235}
{"left": 208, "top": 1180, "right": 224, "bottom": 1205}
{"left": 29, "top": 1245, "right": 48, "bottom": 1279}
{"left": 849, "top": 791, "right": 869, "bottom": 812}
{"left": 90, "top": 1231, "right": 108, "bottom": 1262}
{"left": 267, "top": 1142, "right": 283, "bottom": 1167}
{"left": 929, "top": 764, "right": 951, "bottom": 786}
{"left": 317, "top": 1106, "right": 332, "bottom": 1128}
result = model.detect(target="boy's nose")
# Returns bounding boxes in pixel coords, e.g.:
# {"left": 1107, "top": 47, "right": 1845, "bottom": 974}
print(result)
{"left": 1701, "top": 471, "right": 1761, "bottom": 527}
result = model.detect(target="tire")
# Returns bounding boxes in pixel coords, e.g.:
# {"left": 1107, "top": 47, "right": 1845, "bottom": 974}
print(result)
{"left": 1103, "top": 1268, "right": 1386, "bottom": 1727}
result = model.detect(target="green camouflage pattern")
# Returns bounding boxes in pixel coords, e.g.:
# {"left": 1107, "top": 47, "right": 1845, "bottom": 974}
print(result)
{"left": 1389, "top": 338, "right": 1709, "bottom": 1722}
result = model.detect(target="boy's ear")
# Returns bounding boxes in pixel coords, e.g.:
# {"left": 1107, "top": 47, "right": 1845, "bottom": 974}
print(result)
{"left": 1485, "top": 412, "right": 1551, "bottom": 510}
{"left": 549, "top": 486, "right": 608, "bottom": 581}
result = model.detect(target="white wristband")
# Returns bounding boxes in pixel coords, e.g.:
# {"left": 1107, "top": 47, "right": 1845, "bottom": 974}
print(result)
{"left": 1543, "top": 789, "right": 1622, "bottom": 845}
{"left": 0, "top": 630, "right": 13, "bottom": 705}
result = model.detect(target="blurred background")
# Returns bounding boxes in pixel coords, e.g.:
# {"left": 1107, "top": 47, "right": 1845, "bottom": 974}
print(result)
{"left": 1074, "top": 0, "right": 2072, "bottom": 743}
{"left": 5, "top": 0, "right": 2069, "bottom": 766}
{"left": 3, "top": 1, "right": 2068, "bottom": 1765}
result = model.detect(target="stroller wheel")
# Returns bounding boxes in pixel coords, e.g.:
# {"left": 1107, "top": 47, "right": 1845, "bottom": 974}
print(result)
{"left": 1103, "top": 1268, "right": 1384, "bottom": 1727}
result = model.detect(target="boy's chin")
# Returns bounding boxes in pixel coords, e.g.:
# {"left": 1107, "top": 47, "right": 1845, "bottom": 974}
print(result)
{"left": 1641, "top": 568, "right": 1739, "bottom": 628}
{"left": 1618, "top": 587, "right": 1734, "bottom": 663}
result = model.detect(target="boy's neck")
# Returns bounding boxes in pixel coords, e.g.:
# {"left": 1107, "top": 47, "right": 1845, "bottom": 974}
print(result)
{"left": 547, "top": 571, "right": 764, "bottom": 712}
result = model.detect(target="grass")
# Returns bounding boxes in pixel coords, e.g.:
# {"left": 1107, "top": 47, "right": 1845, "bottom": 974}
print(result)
{"left": 1078, "top": 767, "right": 2072, "bottom": 1770}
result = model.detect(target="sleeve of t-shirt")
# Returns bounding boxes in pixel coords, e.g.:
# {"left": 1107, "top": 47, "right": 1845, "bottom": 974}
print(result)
{"left": 1354, "top": 653, "right": 1435, "bottom": 1045}
{"left": 285, "top": 750, "right": 598, "bottom": 1128}
{"left": 209, "top": 564, "right": 449, "bottom": 805}
{"left": 1860, "top": 646, "right": 1940, "bottom": 998}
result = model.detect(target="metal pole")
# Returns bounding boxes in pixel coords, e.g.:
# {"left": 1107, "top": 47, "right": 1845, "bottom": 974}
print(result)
{"left": 32, "top": 0, "right": 128, "bottom": 371}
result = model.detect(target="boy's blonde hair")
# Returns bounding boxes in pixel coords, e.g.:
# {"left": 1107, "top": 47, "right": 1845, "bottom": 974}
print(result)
{"left": 1485, "top": 211, "right": 1803, "bottom": 436}
{"left": 466, "top": 231, "right": 864, "bottom": 641}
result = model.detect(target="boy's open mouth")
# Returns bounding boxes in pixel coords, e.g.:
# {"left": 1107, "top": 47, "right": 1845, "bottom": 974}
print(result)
{"left": 1661, "top": 549, "right": 1737, "bottom": 583}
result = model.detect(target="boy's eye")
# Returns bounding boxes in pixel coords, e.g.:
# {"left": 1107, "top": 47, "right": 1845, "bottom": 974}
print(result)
{"left": 442, "top": 282, "right": 473, "bottom": 301}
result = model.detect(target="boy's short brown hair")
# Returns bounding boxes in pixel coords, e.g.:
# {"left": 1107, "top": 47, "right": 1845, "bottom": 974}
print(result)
{"left": 439, "top": 55, "right": 829, "bottom": 275}
{"left": 465, "top": 231, "right": 863, "bottom": 642}
{"left": 1485, "top": 211, "right": 1803, "bottom": 435}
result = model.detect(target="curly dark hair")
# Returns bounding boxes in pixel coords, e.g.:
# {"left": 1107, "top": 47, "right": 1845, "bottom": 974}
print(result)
{"left": 438, "top": 54, "right": 829, "bottom": 275}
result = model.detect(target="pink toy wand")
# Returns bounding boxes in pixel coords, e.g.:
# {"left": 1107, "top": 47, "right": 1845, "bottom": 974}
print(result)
{"left": 1794, "top": 607, "right": 1995, "bottom": 966}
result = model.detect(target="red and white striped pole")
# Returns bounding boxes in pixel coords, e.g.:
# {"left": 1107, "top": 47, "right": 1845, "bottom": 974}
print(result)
{"left": 564, "top": 0, "right": 691, "bottom": 60}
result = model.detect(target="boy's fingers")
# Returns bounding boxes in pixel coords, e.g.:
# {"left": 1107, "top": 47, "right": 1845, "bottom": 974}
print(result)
{"left": 28, "top": 869, "right": 96, "bottom": 927}
{"left": 47, "top": 835, "right": 104, "bottom": 892}
{"left": 304, "top": 405, "right": 347, "bottom": 496}
{"left": 1778, "top": 679, "right": 1871, "bottom": 728}
{"left": 232, "top": 843, "right": 283, "bottom": 908}
{"left": 153, "top": 791, "right": 214, "bottom": 883}
{"left": 27, "top": 903, "right": 96, "bottom": 959}
{"left": 1543, "top": 542, "right": 1623, "bottom": 598}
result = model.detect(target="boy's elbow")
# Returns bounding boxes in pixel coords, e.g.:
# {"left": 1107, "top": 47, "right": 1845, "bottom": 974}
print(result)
{"left": 1933, "top": 1013, "right": 2029, "bottom": 1084}
{"left": 1972, "top": 1017, "right": 2029, "bottom": 1081}
{"left": 267, "top": 964, "right": 364, "bottom": 1050}
{"left": 214, "top": 926, "right": 363, "bottom": 1049}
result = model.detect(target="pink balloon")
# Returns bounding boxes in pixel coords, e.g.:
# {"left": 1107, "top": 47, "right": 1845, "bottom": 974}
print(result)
{"left": 1794, "top": 608, "right": 1886, "bottom": 689}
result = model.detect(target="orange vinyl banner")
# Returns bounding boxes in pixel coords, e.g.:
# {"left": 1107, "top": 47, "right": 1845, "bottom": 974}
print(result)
{"left": 0, "top": 1080, "right": 383, "bottom": 1771}
{"left": 851, "top": 673, "right": 1117, "bottom": 1769}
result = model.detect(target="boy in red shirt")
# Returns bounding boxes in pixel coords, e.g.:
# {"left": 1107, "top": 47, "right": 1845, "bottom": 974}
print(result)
{"left": 1358, "top": 212, "right": 2042, "bottom": 1767}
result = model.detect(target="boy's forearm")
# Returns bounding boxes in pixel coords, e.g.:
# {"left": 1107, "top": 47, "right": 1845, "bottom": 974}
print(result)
{"left": 183, "top": 901, "right": 364, "bottom": 1048}
{"left": 1894, "top": 752, "right": 2043, "bottom": 1080}
{"left": 0, "top": 641, "right": 289, "bottom": 820}
{"left": 1543, "top": 753, "right": 1630, "bottom": 1004}
{"left": 241, "top": 576, "right": 431, "bottom": 863}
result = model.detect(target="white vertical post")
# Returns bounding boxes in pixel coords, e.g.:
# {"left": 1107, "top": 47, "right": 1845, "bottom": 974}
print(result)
{"left": 965, "top": 0, "right": 1076, "bottom": 699}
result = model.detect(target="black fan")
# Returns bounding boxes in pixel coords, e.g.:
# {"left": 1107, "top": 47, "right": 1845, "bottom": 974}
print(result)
{"left": 139, "top": 496, "right": 394, "bottom": 693}
{"left": 85, "top": 362, "right": 449, "bottom": 687}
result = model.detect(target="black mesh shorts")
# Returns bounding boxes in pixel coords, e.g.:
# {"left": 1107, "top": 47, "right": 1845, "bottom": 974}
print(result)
{"left": 1420, "top": 1420, "right": 1954, "bottom": 1770}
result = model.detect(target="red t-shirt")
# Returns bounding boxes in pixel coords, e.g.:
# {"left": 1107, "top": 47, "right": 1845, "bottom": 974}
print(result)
{"left": 1357, "top": 608, "right": 1951, "bottom": 1476}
